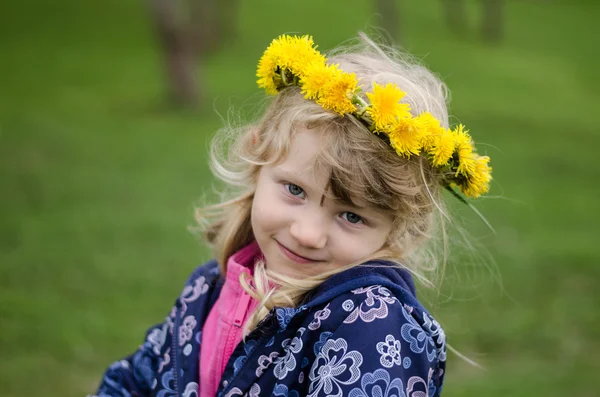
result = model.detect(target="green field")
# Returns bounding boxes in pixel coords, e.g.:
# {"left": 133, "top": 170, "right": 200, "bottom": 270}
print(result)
{"left": 1, "top": 0, "right": 599, "bottom": 395}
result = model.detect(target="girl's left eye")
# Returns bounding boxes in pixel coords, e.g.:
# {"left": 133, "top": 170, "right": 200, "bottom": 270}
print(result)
{"left": 284, "top": 183, "right": 305, "bottom": 198}
{"left": 341, "top": 212, "right": 363, "bottom": 225}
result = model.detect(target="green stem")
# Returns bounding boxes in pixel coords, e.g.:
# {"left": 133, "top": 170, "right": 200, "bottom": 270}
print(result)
{"left": 444, "top": 184, "right": 468, "bottom": 205}
{"left": 352, "top": 94, "right": 370, "bottom": 115}
{"left": 360, "top": 113, "right": 374, "bottom": 127}
{"left": 280, "top": 68, "right": 290, "bottom": 86}
{"left": 444, "top": 184, "right": 496, "bottom": 234}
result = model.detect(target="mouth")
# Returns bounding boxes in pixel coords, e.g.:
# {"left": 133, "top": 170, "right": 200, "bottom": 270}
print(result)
{"left": 275, "top": 240, "right": 320, "bottom": 264}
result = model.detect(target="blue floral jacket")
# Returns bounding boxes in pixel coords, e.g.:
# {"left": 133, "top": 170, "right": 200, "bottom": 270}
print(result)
{"left": 94, "top": 259, "right": 446, "bottom": 397}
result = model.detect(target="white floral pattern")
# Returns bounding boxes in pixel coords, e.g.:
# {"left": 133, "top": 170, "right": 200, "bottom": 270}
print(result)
{"left": 273, "top": 328, "right": 306, "bottom": 380}
{"left": 255, "top": 351, "right": 280, "bottom": 377}
{"left": 400, "top": 309, "right": 437, "bottom": 362}
{"left": 422, "top": 312, "right": 447, "bottom": 362}
{"left": 309, "top": 304, "right": 331, "bottom": 330}
{"left": 342, "top": 299, "right": 354, "bottom": 312}
{"left": 344, "top": 286, "right": 397, "bottom": 324}
{"left": 223, "top": 387, "right": 243, "bottom": 397}
{"left": 245, "top": 383, "right": 261, "bottom": 397}
{"left": 178, "top": 315, "right": 197, "bottom": 346}
{"left": 348, "top": 368, "right": 406, "bottom": 397}
{"left": 405, "top": 368, "right": 434, "bottom": 397}
{"left": 180, "top": 276, "right": 209, "bottom": 313}
{"left": 182, "top": 276, "right": 209, "bottom": 302}
{"left": 157, "top": 348, "right": 170, "bottom": 373}
{"left": 376, "top": 334, "right": 402, "bottom": 368}
{"left": 308, "top": 338, "right": 363, "bottom": 397}
{"left": 147, "top": 322, "right": 168, "bottom": 355}
{"left": 182, "top": 381, "right": 198, "bottom": 397}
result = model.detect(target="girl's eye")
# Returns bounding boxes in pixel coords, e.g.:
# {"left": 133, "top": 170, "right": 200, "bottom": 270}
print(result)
{"left": 341, "top": 212, "right": 363, "bottom": 225}
{"left": 285, "top": 183, "right": 305, "bottom": 198}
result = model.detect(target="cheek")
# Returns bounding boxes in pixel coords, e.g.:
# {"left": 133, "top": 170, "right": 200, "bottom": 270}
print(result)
{"left": 251, "top": 190, "right": 287, "bottom": 234}
{"left": 334, "top": 228, "right": 391, "bottom": 263}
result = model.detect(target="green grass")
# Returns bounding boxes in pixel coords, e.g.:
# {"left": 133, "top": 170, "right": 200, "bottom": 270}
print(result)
{"left": 1, "top": 0, "right": 599, "bottom": 395}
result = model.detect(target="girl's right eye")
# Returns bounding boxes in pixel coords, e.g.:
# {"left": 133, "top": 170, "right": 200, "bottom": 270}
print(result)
{"left": 284, "top": 183, "right": 305, "bottom": 198}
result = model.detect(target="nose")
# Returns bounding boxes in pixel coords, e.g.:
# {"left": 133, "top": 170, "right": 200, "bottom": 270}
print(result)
{"left": 289, "top": 212, "right": 328, "bottom": 250}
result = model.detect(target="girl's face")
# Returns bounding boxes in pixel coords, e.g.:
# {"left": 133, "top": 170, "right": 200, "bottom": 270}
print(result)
{"left": 251, "top": 126, "right": 394, "bottom": 278}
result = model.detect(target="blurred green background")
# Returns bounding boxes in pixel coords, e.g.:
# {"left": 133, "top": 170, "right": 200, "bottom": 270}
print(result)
{"left": 1, "top": 0, "right": 599, "bottom": 396}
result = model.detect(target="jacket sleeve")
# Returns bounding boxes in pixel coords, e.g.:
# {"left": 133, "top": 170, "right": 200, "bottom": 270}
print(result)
{"left": 92, "top": 261, "right": 219, "bottom": 397}
{"left": 93, "top": 319, "right": 172, "bottom": 397}
{"left": 306, "top": 287, "right": 446, "bottom": 397}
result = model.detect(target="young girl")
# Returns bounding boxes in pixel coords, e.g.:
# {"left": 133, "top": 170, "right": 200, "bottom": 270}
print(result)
{"left": 95, "top": 34, "right": 491, "bottom": 397}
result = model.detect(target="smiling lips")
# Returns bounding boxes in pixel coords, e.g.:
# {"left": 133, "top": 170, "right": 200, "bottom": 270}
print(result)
{"left": 276, "top": 240, "right": 320, "bottom": 264}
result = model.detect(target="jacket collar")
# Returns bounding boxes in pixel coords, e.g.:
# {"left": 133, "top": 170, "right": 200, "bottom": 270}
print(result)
{"left": 301, "top": 260, "right": 416, "bottom": 309}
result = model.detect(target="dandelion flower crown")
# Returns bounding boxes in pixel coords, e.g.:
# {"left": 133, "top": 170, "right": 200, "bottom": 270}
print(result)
{"left": 257, "top": 34, "right": 492, "bottom": 198}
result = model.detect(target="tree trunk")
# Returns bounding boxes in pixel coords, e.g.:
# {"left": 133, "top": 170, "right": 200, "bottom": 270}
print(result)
{"left": 441, "top": 0, "right": 468, "bottom": 36}
{"left": 191, "top": 0, "right": 239, "bottom": 56}
{"left": 149, "top": 0, "right": 199, "bottom": 107}
{"left": 375, "top": 0, "right": 401, "bottom": 43}
{"left": 481, "top": 0, "right": 504, "bottom": 43}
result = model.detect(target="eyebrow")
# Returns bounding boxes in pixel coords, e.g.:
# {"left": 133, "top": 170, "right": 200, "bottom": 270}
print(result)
{"left": 275, "top": 167, "right": 313, "bottom": 187}
{"left": 339, "top": 200, "right": 367, "bottom": 210}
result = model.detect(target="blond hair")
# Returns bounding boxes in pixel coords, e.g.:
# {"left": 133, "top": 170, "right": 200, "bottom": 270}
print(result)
{"left": 196, "top": 35, "right": 451, "bottom": 334}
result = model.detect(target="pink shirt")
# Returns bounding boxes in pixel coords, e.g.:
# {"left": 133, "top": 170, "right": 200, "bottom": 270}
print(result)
{"left": 199, "top": 241, "right": 261, "bottom": 397}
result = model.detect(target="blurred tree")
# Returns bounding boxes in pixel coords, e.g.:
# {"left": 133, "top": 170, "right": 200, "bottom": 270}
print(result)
{"left": 149, "top": 0, "right": 199, "bottom": 107}
{"left": 440, "top": 0, "right": 505, "bottom": 42}
{"left": 192, "top": 0, "right": 239, "bottom": 55}
{"left": 481, "top": 0, "right": 504, "bottom": 43}
{"left": 375, "top": 0, "right": 401, "bottom": 43}
{"left": 148, "top": 0, "right": 238, "bottom": 107}
{"left": 441, "top": 0, "right": 468, "bottom": 35}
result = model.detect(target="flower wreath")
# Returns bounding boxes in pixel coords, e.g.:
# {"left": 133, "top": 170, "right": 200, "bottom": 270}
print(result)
{"left": 256, "top": 34, "right": 491, "bottom": 199}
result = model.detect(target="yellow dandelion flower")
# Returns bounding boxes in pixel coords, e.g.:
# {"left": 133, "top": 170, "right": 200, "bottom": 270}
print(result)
{"left": 366, "top": 83, "right": 411, "bottom": 132}
{"left": 316, "top": 69, "right": 359, "bottom": 115}
{"left": 256, "top": 43, "right": 280, "bottom": 95}
{"left": 461, "top": 155, "right": 492, "bottom": 198}
{"left": 429, "top": 128, "right": 455, "bottom": 167}
{"left": 301, "top": 62, "right": 337, "bottom": 100}
{"left": 415, "top": 112, "right": 444, "bottom": 152}
{"left": 256, "top": 34, "right": 324, "bottom": 94}
{"left": 388, "top": 116, "right": 425, "bottom": 157}
{"left": 276, "top": 35, "right": 325, "bottom": 78}
{"left": 451, "top": 124, "right": 476, "bottom": 177}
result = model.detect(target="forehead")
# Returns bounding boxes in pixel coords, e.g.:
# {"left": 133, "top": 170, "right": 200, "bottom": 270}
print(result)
{"left": 275, "top": 126, "right": 328, "bottom": 184}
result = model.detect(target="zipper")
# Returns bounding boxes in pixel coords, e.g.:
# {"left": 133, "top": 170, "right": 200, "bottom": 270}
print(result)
{"left": 171, "top": 301, "right": 182, "bottom": 397}
{"left": 221, "top": 290, "right": 252, "bottom": 371}
{"left": 233, "top": 291, "right": 252, "bottom": 328}
{"left": 222, "top": 326, "right": 238, "bottom": 373}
